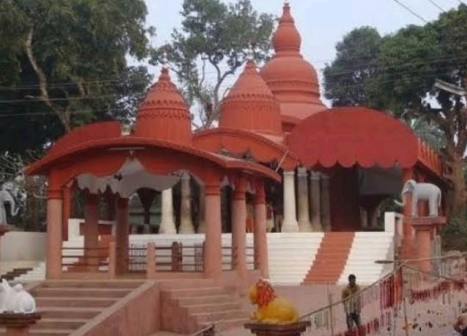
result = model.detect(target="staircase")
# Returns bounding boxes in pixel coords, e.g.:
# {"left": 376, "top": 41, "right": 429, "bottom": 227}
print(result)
{"left": 15, "top": 262, "right": 46, "bottom": 283}
{"left": 337, "top": 232, "right": 394, "bottom": 285}
{"left": 12, "top": 280, "right": 145, "bottom": 336}
{"left": 0, "top": 267, "right": 33, "bottom": 281}
{"left": 160, "top": 279, "right": 249, "bottom": 334}
{"left": 267, "top": 233, "right": 324, "bottom": 285}
{"left": 303, "top": 232, "right": 355, "bottom": 285}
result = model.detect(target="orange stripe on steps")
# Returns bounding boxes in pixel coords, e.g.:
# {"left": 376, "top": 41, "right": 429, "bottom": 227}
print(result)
{"left": 302, "top": 232, "right": 355, "bottom": 285}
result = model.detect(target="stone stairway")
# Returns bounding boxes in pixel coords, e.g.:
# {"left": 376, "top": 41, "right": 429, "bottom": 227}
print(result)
{"left": 303, "top": 232, "right": 355, "bottom": 284}
{"left": 0, "top": 267, "right": 33, "bottom": 281}
{"left": 160, "top": 279, "right": 249, "bottom": 334}
{"left": 0, "top": 280, "right": 144, "bottom": 336}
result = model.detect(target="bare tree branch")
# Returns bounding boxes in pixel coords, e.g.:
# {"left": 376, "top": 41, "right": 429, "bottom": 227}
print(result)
{"left": 24, "top": 27, "right": 71, "bottom": 133}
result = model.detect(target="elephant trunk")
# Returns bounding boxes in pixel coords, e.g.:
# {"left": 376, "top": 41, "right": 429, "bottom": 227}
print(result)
{"left": 394, "top": 193, "right": 405, "bottom": 208}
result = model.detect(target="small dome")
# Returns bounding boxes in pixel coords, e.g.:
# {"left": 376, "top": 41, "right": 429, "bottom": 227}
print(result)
{"left": 219, "top": 60, "right": 282, "bottom": 136}
{"left": 272, "top": 2, "right": 301, "bottom": 54}
{"left": 260, "top": 2, "right": 325, "bottom": 118}
{"left": 134, "top": 68, "right": 192, "bottom": 144}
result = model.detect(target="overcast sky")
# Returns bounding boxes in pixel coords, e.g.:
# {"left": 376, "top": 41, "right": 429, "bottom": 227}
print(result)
{"left": 144, "top": 0, "right": 462, "bottom": 106}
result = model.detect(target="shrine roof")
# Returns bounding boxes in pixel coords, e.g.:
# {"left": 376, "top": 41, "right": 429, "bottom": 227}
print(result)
{"left": 287, "top": 106, "right": 442, "bottom": 175}
{"left": 26, "top": 122, "right": 280, "bottom": 182}
{"left": 260, "top": 2, "right": 326, "bottom": 121}
{"left": 193, "top": 128, "right": 298, "bottom": 171}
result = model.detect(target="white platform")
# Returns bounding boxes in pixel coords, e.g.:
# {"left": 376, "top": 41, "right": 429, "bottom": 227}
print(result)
{"left": 15, "top": 220, "right": 397, "bottom": 285}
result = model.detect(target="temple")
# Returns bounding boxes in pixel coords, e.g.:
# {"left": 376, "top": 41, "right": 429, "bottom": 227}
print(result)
{"left": 22, "top": 2, "right": 446, "bottom": 334}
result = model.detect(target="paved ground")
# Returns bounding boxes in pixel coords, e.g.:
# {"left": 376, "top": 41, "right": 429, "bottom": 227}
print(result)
{"left": 152, "top": 284, "right": 464, "bottom": 336}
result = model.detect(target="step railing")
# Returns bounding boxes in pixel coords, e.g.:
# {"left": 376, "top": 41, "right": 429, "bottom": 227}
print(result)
{"left": 298, "top": 253, "right": 467, "bottom": 336}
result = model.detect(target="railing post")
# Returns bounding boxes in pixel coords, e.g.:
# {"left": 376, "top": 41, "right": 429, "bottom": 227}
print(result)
{"left": 108, "top": 241, "right": 116, "bottom": 279}
{"left": 147, "top": 242, "right": 156, "bottom": 279}
{"left": 171, "top": 242, "right": 182, "bottom": 272}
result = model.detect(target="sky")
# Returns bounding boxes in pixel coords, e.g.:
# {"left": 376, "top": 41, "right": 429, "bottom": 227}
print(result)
{"left": 143, "top": 0, "right": 463, "bottom": 106}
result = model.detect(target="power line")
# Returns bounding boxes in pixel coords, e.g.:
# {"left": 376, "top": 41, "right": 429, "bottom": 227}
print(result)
{"left": 427, "top": 0, "right": 446, "bottom": 12}
{"left": 1, "top": 54, "right": 466, "bottom": 94}
{"left": 392, "top": 0, "right": 429, "bottom": 23}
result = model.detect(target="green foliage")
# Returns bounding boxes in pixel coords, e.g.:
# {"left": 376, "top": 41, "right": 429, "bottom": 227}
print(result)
{"left": 323, "top": 27, "right": 382, "bottom": 106}
{"left": 324, "top": 4, "right": 467, "bottom": 214}
{"left": 442, "top": 214, "right": 467, "bottom": 251}
{"left": 0, "top": 0, "right": 154, "bottom": 153}
{"left": 151, "top": 0, "right": 275, "bottom": 129}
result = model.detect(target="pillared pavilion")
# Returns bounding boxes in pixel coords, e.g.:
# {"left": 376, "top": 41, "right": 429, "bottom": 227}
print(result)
{"left": 26, "top": 2, "right": 444, "bottom": 284}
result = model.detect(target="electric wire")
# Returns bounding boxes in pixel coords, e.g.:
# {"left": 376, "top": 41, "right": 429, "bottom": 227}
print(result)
{"left": 392, "top": 0, "right": 429, "bottom": 23}
{"left": 427, "top": 0, "right": 446, "bottom": 12}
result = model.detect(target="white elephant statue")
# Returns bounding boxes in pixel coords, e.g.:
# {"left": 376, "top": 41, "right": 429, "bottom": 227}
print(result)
{"left": 395, "top": 179, "right": 441, "bottom": 217}
{"left": 0, "top": 187, "right": 18, "bottom": 225}
{"left": 0, "top": 279, "right": 36, "bottom": 313}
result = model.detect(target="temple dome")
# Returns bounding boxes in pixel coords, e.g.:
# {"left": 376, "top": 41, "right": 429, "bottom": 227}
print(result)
{"left": 260, "top": 2, "right": 326, "bottom": 121}
{"left": 134, "top": 68, "right": 192, "bottom": 144}
{"left": 219, "top": 59, "right": 282, "bottom": 136}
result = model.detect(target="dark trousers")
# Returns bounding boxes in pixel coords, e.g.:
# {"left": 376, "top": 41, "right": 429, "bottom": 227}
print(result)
{"left": 346, "top": 313, "right": 361, "bottom": 330}
{"left": 462, "top": 327, "right": 467, "bottom": 336}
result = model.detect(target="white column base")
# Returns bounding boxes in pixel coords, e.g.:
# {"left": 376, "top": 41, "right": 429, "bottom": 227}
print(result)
{"left": 282, "top": 221, "right": 299, "bottom": 232}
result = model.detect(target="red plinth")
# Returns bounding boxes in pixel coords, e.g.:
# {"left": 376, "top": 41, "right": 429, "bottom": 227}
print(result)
{"left": 0, "top": 313, "right": 41, "bottom": 336}
{"left": 405, "top": 216, "right": 446, "bottom": 273}
{"left": 244, "top": 322, "right": 311, "bottom": 336}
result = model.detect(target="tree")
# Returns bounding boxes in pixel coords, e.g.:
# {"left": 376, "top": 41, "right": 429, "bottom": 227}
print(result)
{"left": 324, "top": 5, "right": 467, "bottom": 215}
{"left": 151, "top": 0, "right": 275, "bottom": 129}
{"left": 323, "top": 27, "right": 382, "bottom": 106}
{"left": 0, "top": 0, "right": 155, "bottom": 229}
{"left": 0, "top": 0, "right": 154, "bottom": 138}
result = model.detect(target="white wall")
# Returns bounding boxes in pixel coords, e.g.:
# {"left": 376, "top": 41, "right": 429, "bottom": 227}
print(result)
{"left": 1, "top": 232, "right": 46, "bottom": 262}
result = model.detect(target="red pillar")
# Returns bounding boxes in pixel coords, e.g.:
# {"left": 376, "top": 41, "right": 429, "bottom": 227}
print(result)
{"left": 415, "top": 227, "right": 432, "bottom": 273}
{"left": 116, "top": 196, "right": 129, "bottom": 274}
{"left": 62, "top": 186, "right": 71, "bottom": 241}
{"left": 231, "top": 177, "right": 247, "bottom": 286}
{"left": 46, "top": 172, "right": 63, "bottom": 279}
{"left": 254, "top": 181, "right": 269, "bottom": 278}
{"left": 84, "top": 193, "right": 100, "bottom": 271}
{"left": 204, "top": 182, "right": 222, "bottom": 279}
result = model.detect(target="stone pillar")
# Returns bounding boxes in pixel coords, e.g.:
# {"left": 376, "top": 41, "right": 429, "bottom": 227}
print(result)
{"left": 62, "top": 186, "right": 71, "bottom": 241}
{"left": 309, "top": 171, "right": 322, "bottom": 231}
{"left": 146, "top": 242, "right": 156, "bottom": 279}
{"left": 116, "top": 197, "right": 129, "bottom": 274}
{"left": 204, "top": 183, "right": 222, "bottom": 278}
{"left": 282, "top": 171, "right": 298, "bottom": 232}
{"left": 254, "top": 182, "right": 269, "bottom": 278}
{"left": 321, "top": 174, "right": 331, "bottom": 232}
{"left": 46, "top": 180, "right": 63, "bottom": 280}
{"left": 160, "top": 188, "right": 176, "bottom": 234}
{"left": 297, "top": 168, "right": 312, "bottom": 232}
{"left": 179, "top": 173, "right": 195, "bottom": 234}
{"left": 231, "top": 179, "right": 247, "bottom": 285}
{"left": 84, "top": 193, "right": 99, "bottom": 271}
{"left": 197, "top": 184, "right": 206, "bottom": 233}
{"left": 415, "top": 227, "right": 432, "bottom": 273}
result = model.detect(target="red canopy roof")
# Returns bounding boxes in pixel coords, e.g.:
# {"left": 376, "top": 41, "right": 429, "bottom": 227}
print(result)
{"left": 287, "top": 107, "right": 419, "bottom": 168}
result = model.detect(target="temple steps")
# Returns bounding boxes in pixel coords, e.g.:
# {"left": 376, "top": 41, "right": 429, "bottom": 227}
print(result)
{"left": 0, "top": 267, "right": 33, "bottom": 281}
{"left": 24, "top": 280, "right": 144, "bottom": 336}
{"left": 161, "top": 279, "right": 249, "bottom": 334}
{"left": 303, "top": 232, "right": 355, "bottom": 285}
